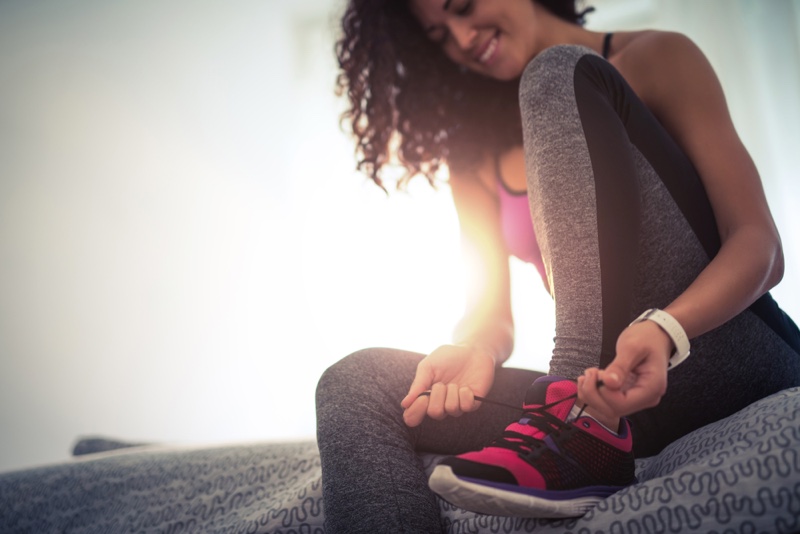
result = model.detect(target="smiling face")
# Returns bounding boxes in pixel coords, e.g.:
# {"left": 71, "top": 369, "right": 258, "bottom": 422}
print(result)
{"left": 409, "top": 0, "right": 543, "bottom": 80}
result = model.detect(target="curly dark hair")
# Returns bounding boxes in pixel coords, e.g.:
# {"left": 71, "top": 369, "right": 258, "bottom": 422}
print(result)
{"left": 335, "top": 0, "right": 593, "bottom": 189}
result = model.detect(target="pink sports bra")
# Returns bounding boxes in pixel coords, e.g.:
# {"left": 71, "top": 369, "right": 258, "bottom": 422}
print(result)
{"left": 495, "top": 158, "right": 549, "bottom": 290}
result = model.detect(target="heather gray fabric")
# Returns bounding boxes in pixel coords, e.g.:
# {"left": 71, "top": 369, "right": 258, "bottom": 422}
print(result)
{"left": 316, "top": 348, "right": 543, "bottom": 533}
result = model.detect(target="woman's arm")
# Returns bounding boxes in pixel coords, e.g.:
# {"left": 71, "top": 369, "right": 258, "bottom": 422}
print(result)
{"left": 584, "top": 32, "right": 784, "bottom": 415}
{"left": 401, "top": 163, "right": 516, "bottom": 426}
{"left": 645, "top": 32, "right": 784, "bottom": 338}
{"left": 449, "top": 165, "right": 516, "bottom": 364}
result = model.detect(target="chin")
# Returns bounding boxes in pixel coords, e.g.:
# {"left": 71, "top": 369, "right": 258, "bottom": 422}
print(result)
{"left": 483, "top": 56, "right": 528, "bottom": 81}
{"left": 491, "top": 70, "right": 522, "bottom": 81}
{"left": 482, "top": 64, "right": 524, "bottom": 82}
{"left": 460, "top": 56, "right": 524, "bottom": 81}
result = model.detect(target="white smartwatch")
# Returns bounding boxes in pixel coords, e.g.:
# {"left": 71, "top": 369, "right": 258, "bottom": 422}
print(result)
{"left": 630, "top": 308, "right": 691, "bottom": 370}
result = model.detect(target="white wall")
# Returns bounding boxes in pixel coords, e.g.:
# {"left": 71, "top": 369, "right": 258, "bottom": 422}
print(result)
{"left": 0, "top": 0, "right": 486, "bottom": 473}
{"left": 0, "top": 0, "right": 797, "bottom": 473}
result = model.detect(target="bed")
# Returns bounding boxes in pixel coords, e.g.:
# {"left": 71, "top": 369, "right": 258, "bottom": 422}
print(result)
{"left": 2, "top": 386, "right": 799, "bottom": 533}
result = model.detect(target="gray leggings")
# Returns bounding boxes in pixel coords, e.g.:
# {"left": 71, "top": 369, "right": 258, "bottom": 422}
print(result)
{"left": 316, "top": 45, "right": 800, "bottom": 533}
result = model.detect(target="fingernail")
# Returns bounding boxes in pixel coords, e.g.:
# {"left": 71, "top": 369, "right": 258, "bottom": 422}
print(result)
{"left": 609, "top": 372, "right": 619, "bottom": 382}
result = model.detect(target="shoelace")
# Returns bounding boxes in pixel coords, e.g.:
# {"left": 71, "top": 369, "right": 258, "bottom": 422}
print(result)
{"left": 416, "top": 390, "right": 575, "bottom": 413}
{"left": 493, "top": 398, "right": 577, "bottom": 454}
{"left": 415, "top": 379, "right": 603, "bottom": 413}
{"left": 416, "top": 382, "right": 605, "bottom": 453}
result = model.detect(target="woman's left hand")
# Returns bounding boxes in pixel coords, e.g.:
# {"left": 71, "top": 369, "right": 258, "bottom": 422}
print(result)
{"left": 577, "top": 321, "right": 672, "bottom": 419}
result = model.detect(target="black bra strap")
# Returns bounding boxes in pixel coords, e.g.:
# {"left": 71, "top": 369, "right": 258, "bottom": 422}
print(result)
{"left": 602, "top": 33, "right": 614, "bottom": 59}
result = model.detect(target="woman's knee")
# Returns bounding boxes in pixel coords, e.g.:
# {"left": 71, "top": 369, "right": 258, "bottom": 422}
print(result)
{"left": 519, "top": 44, "right": 594, "bottom": 103}
{"left": 315, "top": 347, "right": 421, "bottom": 406}
{"left": 317, "top": 348, "right": 386, "bottom": 394}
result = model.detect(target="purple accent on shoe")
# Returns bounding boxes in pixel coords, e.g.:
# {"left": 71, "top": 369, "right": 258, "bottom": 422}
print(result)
{"left": 539, "top": 375, "right": 568, "bottom": 384}
{"left": 460, "top": 476, "right": 627, "bottom": 501}
{"left": 543, "top": 434, "right": 560, "bottom": 453}
{"left": 617, "top": 418, "right": 631, "bottom": 439}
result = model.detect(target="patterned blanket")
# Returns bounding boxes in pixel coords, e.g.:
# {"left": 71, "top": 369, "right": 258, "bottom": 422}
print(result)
{"left": 1, "top": 386, "right": 799, "bottom": 533}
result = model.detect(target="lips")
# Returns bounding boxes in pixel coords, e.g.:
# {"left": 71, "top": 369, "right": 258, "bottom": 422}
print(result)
{"left": 476, "top": 31, "right": 500, "bottom": 64}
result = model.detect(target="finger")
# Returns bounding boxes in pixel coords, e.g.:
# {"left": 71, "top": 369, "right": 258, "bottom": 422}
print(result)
{"left": 601, "top": 352, "right": 644, "bottom": 392}
{"left": 402, "top": 395, "right": 429, "bottom": 427}
{"left": 597, "top": 366, "right": 624, "bottom": 390}
{"left": 459, "top": 386, "right": 479, "bottom": 413}
{"left": 401, "top": 360, "right": 434, "bottom": 409}
{"left": 577, "top": 368, "right": 605, "bottom": 409}
{"left": 427, "top": 382, "right": 447, "bottom": 420}
{"left": 581, "top": 368, "right": 627, "bottom": 420}
{"left": 445, "top": 383, "right": 462, "bottom": 417}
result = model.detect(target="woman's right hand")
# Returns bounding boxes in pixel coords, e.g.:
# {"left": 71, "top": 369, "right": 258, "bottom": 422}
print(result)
{"left": 400, "top": 344, "right": 496, "bottom": 427}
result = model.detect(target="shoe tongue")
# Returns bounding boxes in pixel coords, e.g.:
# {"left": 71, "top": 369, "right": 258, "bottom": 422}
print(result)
{"left": 522, "top": 376, "right": 577, "bottom": 419}
{"left": 503, "top": 377, "right": 577, "bottom": 442}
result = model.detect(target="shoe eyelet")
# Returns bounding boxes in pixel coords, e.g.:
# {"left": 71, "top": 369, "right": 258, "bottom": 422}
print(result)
{"left": 582, "top": 421, "right": 591, "bottom": 429}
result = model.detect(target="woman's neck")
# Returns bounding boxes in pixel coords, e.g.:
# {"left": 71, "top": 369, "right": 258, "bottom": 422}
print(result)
{"left": 528, "top": 4, "right": 609, "bottom": 60}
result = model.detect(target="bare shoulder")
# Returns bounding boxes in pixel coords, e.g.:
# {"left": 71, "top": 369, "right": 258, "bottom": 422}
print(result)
{"left": 612, "top": 30, "right": 702, "bottom": 69}
{"left": 448, "top": 154, "right": 499, "bottom": 218}
{"left": 611, "top": 31, "right": 717, "bottom": 113}
{"left": 449, "top": 153, "right": 494, "bottom": 192}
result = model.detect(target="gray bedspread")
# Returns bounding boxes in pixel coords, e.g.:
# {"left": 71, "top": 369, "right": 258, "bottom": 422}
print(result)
{"left": 2, "top": 386, "right": 799, "bottom": 533}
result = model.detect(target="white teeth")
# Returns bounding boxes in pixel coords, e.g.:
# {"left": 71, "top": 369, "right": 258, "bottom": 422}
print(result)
{"left": 479, "top": 37, "right": 498, "bottom": 64}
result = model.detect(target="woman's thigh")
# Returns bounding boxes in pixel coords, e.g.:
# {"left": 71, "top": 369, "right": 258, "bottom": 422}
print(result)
{"left": 316, "top": 347, "right": 543, "bottom": 454}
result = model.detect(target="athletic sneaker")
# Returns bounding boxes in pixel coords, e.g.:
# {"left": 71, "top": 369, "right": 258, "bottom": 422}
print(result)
{"left": 428, "top": 375, "right": 636, "bottom": 518}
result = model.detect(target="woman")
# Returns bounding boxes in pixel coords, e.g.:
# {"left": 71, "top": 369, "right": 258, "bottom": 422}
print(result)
{"left": 316, "top": 0, "right": 800, "bottom": 530}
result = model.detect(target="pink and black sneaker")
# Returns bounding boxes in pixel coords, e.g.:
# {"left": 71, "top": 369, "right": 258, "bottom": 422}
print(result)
{"left": 428, "top": 376, "right": 636, "bottom": 518}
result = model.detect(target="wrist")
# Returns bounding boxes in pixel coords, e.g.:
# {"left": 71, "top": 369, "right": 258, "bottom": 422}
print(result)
{"left": 638, "top": 321, "right": 673, "bottom": 362}
{"left": 454, "top": 342, "right": 498, "bottom": 367}
{"left": 630, "top": 308, "right": 691, "bottom": 370}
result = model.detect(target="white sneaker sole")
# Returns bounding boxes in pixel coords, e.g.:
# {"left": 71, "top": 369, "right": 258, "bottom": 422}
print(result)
{"left": 428, "top": 464, "right": 603, "bottom": 518}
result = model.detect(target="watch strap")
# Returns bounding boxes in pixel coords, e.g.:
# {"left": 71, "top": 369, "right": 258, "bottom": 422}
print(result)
{"left": 630, "top": 308, "right": 691, "bottom": 370}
